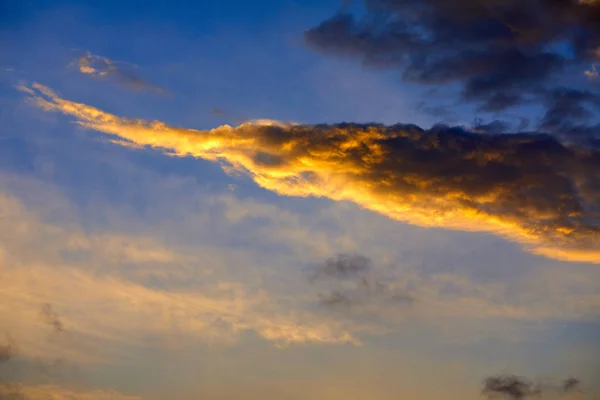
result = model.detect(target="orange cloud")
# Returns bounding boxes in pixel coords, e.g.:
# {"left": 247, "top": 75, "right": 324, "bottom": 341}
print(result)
{"left": 23, "top": 83, "right": 600, "bottom": 263}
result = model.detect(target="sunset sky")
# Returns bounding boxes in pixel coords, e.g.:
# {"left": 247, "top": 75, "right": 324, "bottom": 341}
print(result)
{"left": 1, "top": 1, "right": 599, "bottom": 399}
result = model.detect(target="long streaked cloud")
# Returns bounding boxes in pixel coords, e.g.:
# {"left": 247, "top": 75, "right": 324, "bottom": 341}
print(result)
{"left": 22, "top": 83, "right": 600, "bottom": 263}
{"left": 72, "top": 51, "right": 165, "bottom": 94}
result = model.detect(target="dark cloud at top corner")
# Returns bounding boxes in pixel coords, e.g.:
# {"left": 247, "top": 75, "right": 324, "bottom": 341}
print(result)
{"left": 304, "top": 0, "right": 600, "bottom": 129}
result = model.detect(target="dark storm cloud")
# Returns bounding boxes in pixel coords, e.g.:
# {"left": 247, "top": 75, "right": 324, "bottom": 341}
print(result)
{"left": 39, "top": 303, "right": 64, "bottom": 334}
{"left": 471, "top": 119, "right": 511, "bottom": 133}
{"left": 305, "top": 0, "right": 600, "bottom": 125}
{"left": 540, "top": 88, "right": 600, "bottom": 131}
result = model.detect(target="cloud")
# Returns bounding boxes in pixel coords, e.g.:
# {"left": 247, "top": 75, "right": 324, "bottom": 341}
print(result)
{"left": 39, "top": 303, "right": 64, "bottom": 334}
{"left": 0, "top": 337, "right": 16, "bottom": 364}
{"left": 585, "top": 64, "right": 599, "bottom": 79}
{"left": 563, "top": 378, "right": 582, "bottom": 394}
{"left": 0, "top": 189, "right": 358, "bottom": 360}
{"left": 482, "top": 374, "right": 587, "bottom": 399}
{"left": 72, "top": 51, "right": 165, "bottom": 94}
{"left": 310, "top": 254, "right": 371, "bottom": 281}
{"left": 309, "top": 254, "right": 414, "bottom": 310}
{"left": 22, "top": 83, "right": 600, "bottom": 263}
{"left": 539, "top": 88, "right": 600, "bottom": 131}
{"left": 304, "top": 0, "right": 600, "bottom": 126}
{"left": 482, "top": 375, "right": 541, "bottom": 399}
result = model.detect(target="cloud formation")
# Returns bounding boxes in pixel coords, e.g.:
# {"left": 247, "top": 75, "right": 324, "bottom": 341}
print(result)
{"left": 39, "top": 303, "right": 64, "bottom": 334}
{"left": 0, "top": 337, "right": 16, "bottom": 364}
{"left": 23, "top": 83, "right": 600, "bottom": 263}
{"left": 482, "top": 374, "right": 586, "bottom": 399}
{"left": 304, "top": 0, "right": 600, "bottom": 128}
{"left": 73, "top": 52, "right": 165, "bottom": 94}
{"left": 0, "top": 189, "right": 358, "bottom": 355}
{"left": 563, "top": 378, "right": 582, "bottom": 395}
{"left": 482, "top": 375, "right": 541, "bottom": 399}
{"left": 309, "top": 254, "right": 371, "bottom": 281}
{"left": 309, "top": 254, "right": 414, "bottom": 309}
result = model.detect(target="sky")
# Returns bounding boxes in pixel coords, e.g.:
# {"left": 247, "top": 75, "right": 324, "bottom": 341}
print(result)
{"left": 0, "top": 0, "right": 599, "bottom": 399}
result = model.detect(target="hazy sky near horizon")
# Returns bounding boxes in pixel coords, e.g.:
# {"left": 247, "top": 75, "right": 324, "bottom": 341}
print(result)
{"left": 1, "top": 1, "right": 599, "bottom": 399}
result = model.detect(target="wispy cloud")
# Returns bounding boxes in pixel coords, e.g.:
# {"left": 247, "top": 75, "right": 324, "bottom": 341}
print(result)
{"left": 22, "top": 83, "right": 600, "bottom": 263}
{"left": 309, "top": 254, "right": 414, "bottom": 310}
{"left": 482, "top": 375, "right": 541, "bottom": 399}
{"left": 0, "top": 336, "right": 17, "bottom": 363}
{"left": 72, "top": 51, "right": 165, "bottom": 94}
{"left": 39, "top": 303, "right": 65, "bottom": 335}
{"left": 482, "top": 374, "right": 586, "bottom": 400}
{"left": 0, "top": 189, "right": 358, "bottom": 363}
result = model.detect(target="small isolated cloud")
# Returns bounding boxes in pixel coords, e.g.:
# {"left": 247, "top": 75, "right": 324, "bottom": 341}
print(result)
{"left": 585, "top": 64, "right": 599, "bottom": 79}
{"left": 562, "top": 378, "right": 582, "bottom": 394}
{"left": 309, "top": 254, "right": 414, "bottom": 309}
{"left": 0, "top": 336, "right": 16, "bottom": 363}
{"left": 482, "top": 374, "right": 586, "bottom": 399}
{"left": 39, "top": 303, "right": 64, "bottom": 334}
{"left": 22, "top": 83, "right": 600, "bottom": 263}
{"left": 309, "top": 254, "right": 371, "bottom": 281}
{"left": 72, "top": 51, "right": 165, "bottom": 94}
{"left": 482, "top": 375, "right": 542, "bottom": 399}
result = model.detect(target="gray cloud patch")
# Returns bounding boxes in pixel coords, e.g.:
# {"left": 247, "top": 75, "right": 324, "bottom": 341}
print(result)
{"left": 0, "top": 337, "right": 16, "bottom": 364}
{"left": 482, "top": 375, "right": 541, "bottom": 399}
{"left": 39, "top": 303, "right": 64, "bottom": 334}
{"left": 305, "top": 0, "right": 600, "bottom": 129}
{"left": 309, "top": 254, "right": 414, "bottom": 309}
{"left": 482, "top": 374, "right": 585, "bottom": 399}
{"left": 562, "top": 377, "right": 582, "bottom": 394}
{"left": 310, "top": 254, "right": 371, "bottom": 282}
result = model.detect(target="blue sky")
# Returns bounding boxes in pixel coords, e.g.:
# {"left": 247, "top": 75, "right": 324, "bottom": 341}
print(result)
{"left": 0, "top": 1, "right": 599, "bottom": 400}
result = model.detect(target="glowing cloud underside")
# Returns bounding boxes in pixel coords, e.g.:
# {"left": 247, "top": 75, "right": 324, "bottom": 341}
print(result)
{"left": 26, "top": 83, "right": 600, "bottom": 263}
